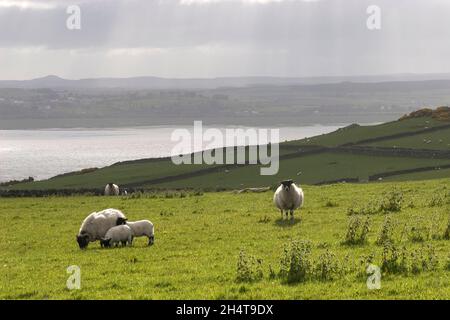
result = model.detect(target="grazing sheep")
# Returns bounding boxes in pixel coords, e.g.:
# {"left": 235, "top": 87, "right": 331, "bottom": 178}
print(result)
{"left": 76, "top": 208, "right": 127, "bottom": 249}
{"left": 100, "top": 224, "right": 133, "bottom": 248}
{"left": 273, "top": 179, "right": 304, "bottom": 220}
{"left": 126, "top": 220, "right": 155, "bottom": 246}
{"left": 104, "top": 183, "right": 120, "bottom": 196}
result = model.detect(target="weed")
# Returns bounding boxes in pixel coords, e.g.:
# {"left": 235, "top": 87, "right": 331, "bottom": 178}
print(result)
{"left": 314, "top": 249, "right": 339, "bottom": 281}
{"left": 342, "top": 216, "right": 371, "bottom": 245}
{"left": 408, "top": 217, "right": 429, "bottom": 243}
{"left": 379, "top": 189, "right": 403, "bottom": 212}
{"left": 279, "top": 240, "right": 312, "bottom": 283}
{"left": 236, "top": 250, "right": 263, "bottom": 283}
{"left": 376, "top": 216, "right": 395, "bottom": 246}
{"left": 381, "top": 242, "right": 408, "bottom": 274}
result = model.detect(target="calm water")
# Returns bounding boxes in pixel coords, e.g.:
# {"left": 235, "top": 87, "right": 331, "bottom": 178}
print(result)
{"left": 0, "top": 125, "right": 344, "bottom": 182}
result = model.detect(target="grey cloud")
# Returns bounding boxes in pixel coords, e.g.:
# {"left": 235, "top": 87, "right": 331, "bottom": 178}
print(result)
{"left": 1, "top": 0, "right": 450, "bottom": 78}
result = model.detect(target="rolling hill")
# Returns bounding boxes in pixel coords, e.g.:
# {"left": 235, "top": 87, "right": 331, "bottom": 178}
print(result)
{"left": 2, "top": 108, "right": 449, "bottom": 194}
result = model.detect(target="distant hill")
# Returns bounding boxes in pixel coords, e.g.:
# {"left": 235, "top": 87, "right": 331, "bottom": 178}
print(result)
{"left": 3, "top": 73, "right": 450, "bottom": 89}
{"left": 3, "top": 110, "right": 449, "bottom": 194}
{"left": 2, "top": 77, "right": 450, "bottom": 129}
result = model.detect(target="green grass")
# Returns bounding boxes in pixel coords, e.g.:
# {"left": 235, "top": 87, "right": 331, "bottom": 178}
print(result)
{"left": 9, "top": 158, "right": 217, "bottom": 190}
{"left": 149, "top": 153, "right": 450, "bottom": 189}
{"left": 366, "top": 127, "right": 450, "bottom": 150}
{"left": 285, "top": 117, "right": 445, "bottom": 147}
{"left": 382, "top": 168, "right": 450, "bottom": 182}
{"left": 1, "top": 179, "right": 449, "bottom": 299}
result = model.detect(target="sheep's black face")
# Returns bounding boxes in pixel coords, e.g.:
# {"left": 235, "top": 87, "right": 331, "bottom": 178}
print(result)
{"left": 100, "top": 238, "right": 111, "bottom": 248}
{"left": 76, "top": 234, "right": 89, "bottom": 249}
{"left": 116, "top": 217, "right": 127, "bottom": 225}
{"left": 281, "top": 179, "right": 294, "bottom": 191}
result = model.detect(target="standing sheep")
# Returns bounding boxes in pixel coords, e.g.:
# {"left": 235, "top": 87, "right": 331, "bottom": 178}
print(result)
{"left": 104, "top": 183, "right": 120, "bottom": 196}
{"left": 273, "top": 179, "right": 304, "bottom": 220}
{"left": 100, "top": 224, "right": 133, "bottom": 248}
{"left": 76, "top": 208, "right": 127, "bottom": 249}
{"left": 126, "top": 220, "right": 155, "bottom": 246}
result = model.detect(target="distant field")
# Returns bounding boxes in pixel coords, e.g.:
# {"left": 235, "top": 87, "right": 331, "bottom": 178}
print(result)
{"left": 4, "top": 116, "right": 450, "bottom": 192}
{"left": 148, "top": 153, "right": 450, "bottom": 189}
{"left": 382, "top": 168, "right": 450, "bottom": 182}
{"left": 366, "top": 127, "right": 450, "bottom": 150}
{"left": 285, "top": 117, "right": 446, "bottom": 147}
{"left": 1, "top": 179, "right": 449, "bottom": 299}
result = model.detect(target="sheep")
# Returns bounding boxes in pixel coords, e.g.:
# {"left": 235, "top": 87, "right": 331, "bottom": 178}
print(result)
{"left": 104, "top": 183, "right": 120, "bottom": 196}
{"left": 273, "top": 179, "right": 304, "bottom": 220}
{"left": 76, "top": 208, "right": 127, "bottom": 249}
{"left": 126, "top": 220, "right": 155, "bottom": 246}
{"left": 100, "top": 224, "right": 133, "bottom": 248}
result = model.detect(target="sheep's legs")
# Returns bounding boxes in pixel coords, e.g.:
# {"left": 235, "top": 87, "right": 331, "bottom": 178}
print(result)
{"left": 290, "top": 210, "right": 294, "bottom": 220}
{"left": 280, "top": 210, "right": 283, "bottom": 219}
{"left": 148, "top": 235, "right": 154, "bottom": 246}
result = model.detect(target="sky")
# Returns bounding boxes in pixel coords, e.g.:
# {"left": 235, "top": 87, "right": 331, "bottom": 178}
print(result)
{"left": 1, "top": 0, "right": 450, "bottom": 79}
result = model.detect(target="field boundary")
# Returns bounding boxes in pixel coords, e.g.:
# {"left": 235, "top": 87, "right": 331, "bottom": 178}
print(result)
{"left": 343, "top": 122, "right": 450, "bottom": 146}
{"left": 368, "top": 163, "right": 450, "bottom": 181}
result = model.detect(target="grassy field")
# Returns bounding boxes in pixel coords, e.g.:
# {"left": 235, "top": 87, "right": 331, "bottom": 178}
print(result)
{"left": 366, "top": 127, "right": 450, "bottom": 150}
{"left": 285, "top": 117, "right": 446, "bottom": 147}
{"left": 148, "top": 153, "right": 450, "bottom": 189}
{"left": 1, "top": 179, "right": 449, "bottom": 299}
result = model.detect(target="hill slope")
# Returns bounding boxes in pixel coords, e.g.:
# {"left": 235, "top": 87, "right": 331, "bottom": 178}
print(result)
{"left": 4, "top": 113, "right": 450, "bottom": 193}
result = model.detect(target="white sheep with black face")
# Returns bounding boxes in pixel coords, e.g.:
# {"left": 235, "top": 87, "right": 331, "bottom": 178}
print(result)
{"left": 100, "top": 224, "right": 133, "bottom": 248}
{"left": 104, "top": 183, "right": 120, "bottom": 196}
{"left": 273, "top": 179, "right": 304, "bottom": 220}
{"left": 76, "top": 208, "right": 127, "bottom": 249}
{"left": 126, "top": 220, "right": 155, "bottom": 246}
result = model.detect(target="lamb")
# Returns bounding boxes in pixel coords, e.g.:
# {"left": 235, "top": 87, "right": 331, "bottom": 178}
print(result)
{"left": 126, "top": 220, "right": 155, "bottom": 246}
{"left": 104, "top": 183, "right": 120, "bottom": 196}
{"left": 76, "top": 208, "right": 127, "bottom": 249}
{"left": 273, "top": 179, "right": 304, "bottom": 220}
{"left": 100, "top": 224, "right": 133, "bottom": 248}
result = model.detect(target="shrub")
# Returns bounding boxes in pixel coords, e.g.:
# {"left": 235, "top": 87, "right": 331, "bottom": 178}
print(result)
{"left": 279, "top": 240, "right": 312, "bottom": 283}
{"left": 408, "top": 217, "right": 429, "bottom": 243}
{"left": 358, "top": 252, "right": 376, "bottom": 277}
{"left": 423, "top": 244, "right": 438, "bottom": 272}
{"left": 347, "top": 189, "right": 403, "bottom": 215}
{"left": 342, "top": 216, "right": 371, "bottom": 245}
{"left": 379, "top": 189, "right": 403, "bottom": 212}
{"left": 381, "top": 242, "right": 408, "bottom": 274}
{"left": 314, "top": 250, "right": 339, "bottom": 281}
{"left": 268, "top": 264, "right": 276, "bottom": 279}
{"left": 410, "top": 244, "right": 438, "bottom": 274}
{"left": 236, "top": 250, "right": 263, "bottom": 283}
{"left": 376, "top": 216, "right": 395, "bottom": 246}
